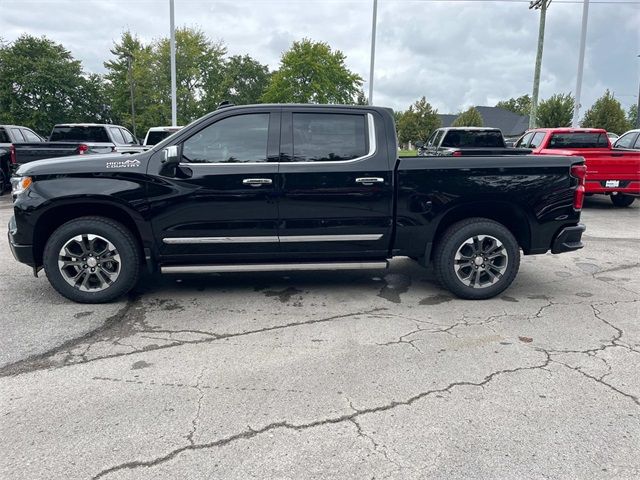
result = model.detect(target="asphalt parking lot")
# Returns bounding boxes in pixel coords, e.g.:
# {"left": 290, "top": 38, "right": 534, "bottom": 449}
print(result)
{"left": 0, "top": 193, "right": 638, "bottom": 479}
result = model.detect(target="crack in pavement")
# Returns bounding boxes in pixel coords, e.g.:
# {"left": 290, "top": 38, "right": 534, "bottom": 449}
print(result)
{"left": 348, "top": 417, "right": 403, "bottom": 473}
{"left": 0, "top": 306, "right": 388, "bottom": 378}
{"left": 553, "top": 360, "right": 639, "bottom": 406}
{"left": 0, "top": 293, "right": 140, "bottom": 377}
{"left": 91, "top": 351, "right": 552, "bottom": 479}
{"left": 186, "top": 368, "right": 206, "bottom": 446}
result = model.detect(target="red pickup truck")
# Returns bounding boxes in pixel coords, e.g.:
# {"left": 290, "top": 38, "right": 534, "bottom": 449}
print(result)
{"left": 516, "top": 128, "right": 640, "bottom": 207}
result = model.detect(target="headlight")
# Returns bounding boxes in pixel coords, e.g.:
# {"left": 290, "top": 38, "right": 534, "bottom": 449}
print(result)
{"left": 11, "top": 176, "right": 32, "bottom": 196}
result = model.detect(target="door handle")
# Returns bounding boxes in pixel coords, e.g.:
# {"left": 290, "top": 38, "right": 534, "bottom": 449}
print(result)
{"left": 242, "top": 178, "right": 273, "bottom": 187}
{"left": 355, "top": 177, "right": 384, "bottom": 185}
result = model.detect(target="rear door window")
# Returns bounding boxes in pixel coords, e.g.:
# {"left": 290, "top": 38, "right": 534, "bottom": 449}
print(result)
{"left": 10, "top": 128, "right": 26, "bottom": 142}
{"left": 529, "top": 132, "right": 546, "bottom": 149}
{"left": 109, "top": 127, "right": 125, "bottom": 144}
{"left": 120, "top": 128, "right": 136, "bottom": 145}
{"left": 516, "top": 132, "right": 533, "bottom": 148}
{"left": 292, "top": 113, "right": 367, "bottom": 162}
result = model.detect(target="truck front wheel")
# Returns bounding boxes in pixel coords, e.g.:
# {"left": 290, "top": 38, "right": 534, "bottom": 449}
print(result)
{"left": 610, "top": 194, "right": 635, "bottom": 208}
{"left": 434, "top": 218, "right": 520, "bottom": 300}
{"left": 43, "top": 217, "right": 140, "bottom": 303}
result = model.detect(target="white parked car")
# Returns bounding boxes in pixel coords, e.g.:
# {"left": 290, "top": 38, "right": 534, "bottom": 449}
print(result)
{"left": 143, "top": 126, "right": 183, "bottom": 146}
{"left": 613, "top": 129, "right": 640, "bottom": 150}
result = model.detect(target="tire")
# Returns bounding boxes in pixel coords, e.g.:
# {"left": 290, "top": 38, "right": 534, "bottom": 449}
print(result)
{"left": 433, "top": 218, "right": 520, "bottom": 300}
{"left": 610, "top": 194, "right": 635, "bottom": 208}
{"left": 43, "top": 216, "right": 140, "bottom": 303}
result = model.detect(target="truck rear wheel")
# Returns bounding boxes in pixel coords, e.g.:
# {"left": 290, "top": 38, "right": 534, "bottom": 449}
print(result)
{"left": 43, "top": 217, "right": 140, "bottom": 303}
{"left": 610, "top": 194, "right": 635, "bottom": 207}
{"left": 434, "top": 218, "right": 520, "bottom": 300}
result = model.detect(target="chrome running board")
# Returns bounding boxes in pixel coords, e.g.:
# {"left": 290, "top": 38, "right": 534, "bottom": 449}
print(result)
{"left": 161, "top": 261, "right": 388, "bottom": 274}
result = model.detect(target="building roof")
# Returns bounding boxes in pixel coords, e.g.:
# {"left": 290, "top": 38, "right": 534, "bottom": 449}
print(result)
{"left": 439, "top": 106, "right": 530, "bottom": 137}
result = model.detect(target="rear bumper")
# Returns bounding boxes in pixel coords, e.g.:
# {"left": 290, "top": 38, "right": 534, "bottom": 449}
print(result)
{"left": 586, "top": 180, "right": 640, "bottom": 196}
{"left": 8, "top": 216, "right": 35, "bottom": 267}
{"left": 551, "top": 224, "right": 586, "bottom": 254}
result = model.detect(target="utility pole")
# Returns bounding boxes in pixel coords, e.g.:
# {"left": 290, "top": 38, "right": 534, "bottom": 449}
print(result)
{"left": 368, "top": 0, "right": 378, "bottom": 105}
{"left": 636, "top": 55, "right": 640, "bottom": 129}
{"left": 572, "top": 0, "right": 590, "bottom": 127}
{"left": 170, "top": 0, "right": 177, "bottom": 126}
{"left": 529, "top": 0, "right": 551, "bottom": 129}
{"left": 126, "top": 54, "right": 136, "bottom": 138}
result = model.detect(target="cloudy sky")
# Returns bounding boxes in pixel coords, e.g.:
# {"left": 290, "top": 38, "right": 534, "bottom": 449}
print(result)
{"left": 1, "top": 0, "right": 639, "bottom": 115}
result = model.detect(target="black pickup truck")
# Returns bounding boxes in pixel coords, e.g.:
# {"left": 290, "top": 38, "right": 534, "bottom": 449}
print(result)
{"left": 8, "top": 104, "right": 586, "bottom": 303}
{"left": 11, "top": 123, "right": 147, "bottom": 167}
{"left": 417, "top": 127, "right": 531, "bottom": 157}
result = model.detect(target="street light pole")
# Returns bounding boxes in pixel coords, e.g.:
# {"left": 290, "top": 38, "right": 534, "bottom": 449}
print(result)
{"left": 126, "top": 54, "right": 136, "bottom": 139}
{"left": 572, "top": 0, "right": 590, "bottom": 127}
{"left": 368, "top": 0, "right": 378, "bottom": 106}
{"left": 636, "top": 55, "right": 640, "bottom": 128}
{"left": 529, "top": 0, "right": 551, "bottom": 129}
{"left": 170, "top": 0, "right": 177, "bottom": 126}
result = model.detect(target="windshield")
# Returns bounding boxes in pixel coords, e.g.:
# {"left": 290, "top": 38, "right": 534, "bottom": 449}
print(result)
{"left": 441, "top": 130, "right": 504, "bottom": 148}
{"left": 50, "top": 126, "right": 110, "bottom": 142}
{"left": 547, "top": 132, "right": 609, "bottom": 149}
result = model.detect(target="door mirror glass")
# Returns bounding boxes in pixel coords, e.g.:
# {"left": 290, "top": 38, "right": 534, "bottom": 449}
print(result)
{"left": 414, "top": 141, "right": 424, "bottom": 148}
{"left": 163, "top": 145, "right": 180, "bottom": 164}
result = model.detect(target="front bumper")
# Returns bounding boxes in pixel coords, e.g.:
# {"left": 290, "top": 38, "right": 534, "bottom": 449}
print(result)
{"left": 8, "top": 216, "right": 35, "bottom": 267}
{"left": 551, "top": 223, "right": 586, "bottom": 254}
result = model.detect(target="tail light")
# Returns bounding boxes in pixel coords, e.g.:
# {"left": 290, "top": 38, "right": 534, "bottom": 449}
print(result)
{"left": 571, "top": 164, "right": 587, "bottom": 210}
{"left": 452, "top": 150, "right": 463, "bottom": 157}
{"left": 9, "top": 144, "right": 16, "bottom": 164}
{"left": 77, "top": 144, "right": 89, "bottom": 154}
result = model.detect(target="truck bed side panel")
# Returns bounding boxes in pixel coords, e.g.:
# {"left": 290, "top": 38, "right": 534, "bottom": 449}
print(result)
{"left": 394, "top": 155, "right": 582, "bottom": 257}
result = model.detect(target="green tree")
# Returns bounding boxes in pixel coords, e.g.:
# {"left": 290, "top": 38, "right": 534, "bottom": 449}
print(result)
{"left": 262, "top": 39, "right": 362, "bottom": 104}
{"left": 581, "top": 90, "right": 631, "bottom": 134}
{"left": 628, "top": 104, "right": 638, "bottom": 129}
{"left": 0, "top": 34, "right": 100, "bottom": 135}
{"left": 354, "top": 89, "right": 368, "bottom": 105}
{"left": 535, "top": 93, "right": 574, "bottom": 128}
{"left": 154, "top": 27, "right": 227, "bottom": 124}
{"left": 452, "top": 106, "right": 484, "bottom": 127}
{"left": 396, "top": 97, "right": 441, "bottom": 146}
{"left": 216, "top": 54, "right": 270, "bottom": 106}
{"left": 74, "top": 73, "right": 112, "bottom": 124}
{"left": 104, "top": 31, "right": 161, "bottom": 137}
{"left": 496, "top": 95, "right": 531, "bottom": 116}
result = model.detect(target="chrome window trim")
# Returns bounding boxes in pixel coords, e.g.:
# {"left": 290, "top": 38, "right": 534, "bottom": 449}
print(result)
{"left": 177, "top": 113, "right": 377, "bottom": 167}
{"left": 287, "top": 112, "right": 377, "bottom": 165}
{"left": 163, "top": 233, "right": 383, "bottom": 245}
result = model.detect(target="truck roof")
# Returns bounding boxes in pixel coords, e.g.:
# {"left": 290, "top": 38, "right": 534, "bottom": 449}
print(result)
{"left": 440, "top": 127, "right": 501, "bottom": 131}
{"left": 527, "top": 127, "right": 607, "bottom": 134}
{"left": 53, "top": 123, "right": 124, "bottom": 128}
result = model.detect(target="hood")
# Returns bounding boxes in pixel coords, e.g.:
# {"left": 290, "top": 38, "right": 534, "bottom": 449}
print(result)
{"left": 17, "top": 152, "right": 149, "bottom": 176}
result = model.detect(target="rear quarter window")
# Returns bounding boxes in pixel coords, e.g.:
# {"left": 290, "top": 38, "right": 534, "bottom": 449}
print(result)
{"left": 50, "top": 126, "right": 110, "bottom": 143}
{"left": 547, "top": 132, "right": 609, "bottom": 149}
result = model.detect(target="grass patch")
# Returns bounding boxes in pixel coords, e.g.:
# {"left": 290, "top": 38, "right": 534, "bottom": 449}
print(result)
{"left": 399, "top": 149, "right": 417, "bottom": 157}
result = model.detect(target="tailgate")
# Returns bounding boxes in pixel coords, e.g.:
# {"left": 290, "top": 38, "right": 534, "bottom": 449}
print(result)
{"left": 14, "top": 142, "right": 82, "bottom": 164}
{"left": 582, "top": 149, "right": 640, "bottom": 181}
